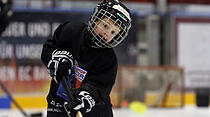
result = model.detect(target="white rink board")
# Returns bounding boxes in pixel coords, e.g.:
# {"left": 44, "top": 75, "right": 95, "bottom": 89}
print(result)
{"left": 0, "top": 106, "right": 210, "bottom": 117}
{"left": 178, "top": 22, "right": 210, "bottom": 88}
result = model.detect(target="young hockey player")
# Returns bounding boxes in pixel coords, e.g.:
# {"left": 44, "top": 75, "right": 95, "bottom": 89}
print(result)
{"left": 41, "top": 0, "right": 131, "bottom": 117}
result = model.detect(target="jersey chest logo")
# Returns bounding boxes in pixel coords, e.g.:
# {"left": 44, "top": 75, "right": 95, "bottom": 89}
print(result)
{"left": 73, "top": 61, "right": 88, "bottom": 81}
{"left": 73, "top": 61, "right": 88, "bottom": 88}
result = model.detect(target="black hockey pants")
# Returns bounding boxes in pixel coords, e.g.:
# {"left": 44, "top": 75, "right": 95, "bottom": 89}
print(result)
{"left": 47, "top": 102, "right": 113, "bottom": 117}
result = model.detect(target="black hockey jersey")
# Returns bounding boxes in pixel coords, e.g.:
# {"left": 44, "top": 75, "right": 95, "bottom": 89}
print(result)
{"left": 41, "top": 21, "right": 118, "bottom": 107}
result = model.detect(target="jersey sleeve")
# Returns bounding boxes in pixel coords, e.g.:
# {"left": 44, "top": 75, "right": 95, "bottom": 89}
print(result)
{"left": 41, "top": 22, "right": 70, "bottom": 66}
{"left": 41, "top": 21, "right": 86, "bottom": 66}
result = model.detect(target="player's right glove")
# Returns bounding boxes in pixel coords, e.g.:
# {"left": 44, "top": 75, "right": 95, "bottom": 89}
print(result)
{"left": 63, "top": 90, "right": 96, "bottom": 117}
{"left": 47, "top": 49, "right": 73, "bottom": 83}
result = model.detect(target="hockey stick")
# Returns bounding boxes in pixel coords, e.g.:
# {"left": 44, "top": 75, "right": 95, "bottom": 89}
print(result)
{"left": 0, "top": 81, "right": 42, "bottom": 117}
{"left": 61, "top": 76, "right": 83, "bottom": 117}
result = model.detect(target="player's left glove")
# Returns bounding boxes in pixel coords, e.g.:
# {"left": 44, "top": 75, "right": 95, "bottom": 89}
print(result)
{"left": 64, "top": 90, "right": 96, "bottom": 117}
{"left": 47, "top": 49, "right": 73, "bottom": 83}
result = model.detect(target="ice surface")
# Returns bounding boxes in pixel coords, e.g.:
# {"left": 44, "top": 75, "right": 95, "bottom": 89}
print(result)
{"left": 0, "top": 106, "right": 210, "bottom": 117}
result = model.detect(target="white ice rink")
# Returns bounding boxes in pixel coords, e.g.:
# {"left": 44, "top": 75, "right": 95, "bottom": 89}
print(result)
{"left": 0, "top": 106, "right": 210, "bottom": 117}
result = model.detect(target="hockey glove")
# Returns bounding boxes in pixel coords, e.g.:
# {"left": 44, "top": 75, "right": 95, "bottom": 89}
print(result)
{"left": 64, "top": 90, "right": 96, "bottom": 117}
{"left": 47, "top": 49, "right": 73, "bottom": 83}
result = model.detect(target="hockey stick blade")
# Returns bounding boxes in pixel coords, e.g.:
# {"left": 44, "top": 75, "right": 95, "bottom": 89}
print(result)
{"left": 61, "top": 76, "right": 83, "bottom": 117}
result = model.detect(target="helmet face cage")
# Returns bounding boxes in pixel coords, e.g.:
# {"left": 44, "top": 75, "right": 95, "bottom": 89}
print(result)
{"left": 88, "top": 1, "right": 131, "bottom": 48}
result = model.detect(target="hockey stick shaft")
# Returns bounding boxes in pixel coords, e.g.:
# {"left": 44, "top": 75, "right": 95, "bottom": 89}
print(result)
{"left": 61, "top": 76, "right": 83, "bottom": 117}
{"left": 0, "top": 81, "right": 28, "bottom": 117}
{"left": 0, "top": 81, "right": 43, "bottom": 117}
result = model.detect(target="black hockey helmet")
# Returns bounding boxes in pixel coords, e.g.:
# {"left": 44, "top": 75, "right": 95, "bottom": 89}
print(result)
{"left": 0, "top": 0, "right": 13, "bottom": 34}
{"left": 88, "top": 0, "right": 131, "bottom": 48}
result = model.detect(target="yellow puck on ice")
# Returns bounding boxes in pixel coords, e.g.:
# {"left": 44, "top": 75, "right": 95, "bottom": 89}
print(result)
{"left": 129, "top": 101, "right": 147, "bottom": 114}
